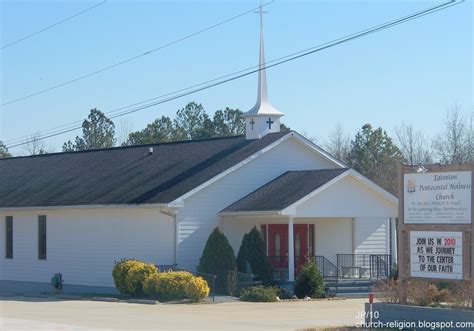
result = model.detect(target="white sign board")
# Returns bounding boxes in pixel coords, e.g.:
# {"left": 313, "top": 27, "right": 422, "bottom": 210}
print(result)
{"left": 404, "top": 171, "right": 471, "bottom": 224}
{"left": 410, "top": 231, "right": 463, "bottom": 280}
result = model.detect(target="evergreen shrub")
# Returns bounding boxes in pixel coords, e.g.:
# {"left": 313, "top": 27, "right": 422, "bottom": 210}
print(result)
{"left": 197, "top": 227, "right": 236, "bottom": 293}
{"left": 294, "top": 259, "right": 325, "bottom": 299}
{"left": 240, "top": 286, "right": 279, "bottom": 302}
{"left": 237, "top": 227, "right": 272, "bottom": 284}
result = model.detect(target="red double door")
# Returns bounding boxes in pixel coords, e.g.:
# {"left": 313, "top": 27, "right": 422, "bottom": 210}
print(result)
{"left": 267, "top": 224, "right": 314, "bottom": 275}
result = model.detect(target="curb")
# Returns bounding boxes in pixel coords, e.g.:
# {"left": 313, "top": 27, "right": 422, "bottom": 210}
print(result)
{"left": 54, "top": 294, "right": 83, "bottom": 300}
{"left": 91, "top": 297, "right": 120, "bottom": 302}
{"left": 23, "top": 293, "right": 50, "bottom": 298}
{"left": 127, "top": 299, "right": 158, "bottom": 305}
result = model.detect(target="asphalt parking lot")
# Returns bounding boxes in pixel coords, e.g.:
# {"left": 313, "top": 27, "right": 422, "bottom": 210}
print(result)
{"left": 0, "top": 296, "right": 366, "bottom": 330}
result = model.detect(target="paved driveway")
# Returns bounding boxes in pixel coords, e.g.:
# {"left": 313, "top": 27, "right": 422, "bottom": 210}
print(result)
{"left": 0, "top": 296, "right": 366, "bottom": 331}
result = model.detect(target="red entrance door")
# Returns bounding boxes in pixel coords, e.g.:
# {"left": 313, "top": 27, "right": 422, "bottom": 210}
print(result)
{"left": 267, "top": 224, "right": 314, "bottom": 277}
{"left": 294, "top": 224, "right": 309, "bottom": 275}
{"left": 268, "top": 224, "right": 288, "bottom": 269}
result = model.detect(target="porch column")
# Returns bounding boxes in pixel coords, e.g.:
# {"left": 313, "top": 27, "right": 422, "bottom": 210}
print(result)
{"left": 288, "top": 216, "right": 295, "bottom": 282}
{"left": 390, "top": 217, "right": 398, "bottom": 267}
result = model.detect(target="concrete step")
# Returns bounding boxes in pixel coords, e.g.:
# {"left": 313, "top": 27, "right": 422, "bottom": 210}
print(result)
{"left": 332, "top": 287, "right": 371, "bottom": 294}
{"left": 325, "top": 279, "right": 373, "bottom": 298}
{"left": 336, "top": 292, "right": 370, "bottom": 298}
{"left": 325, "top": 282, "right": 372, "bottom": 288}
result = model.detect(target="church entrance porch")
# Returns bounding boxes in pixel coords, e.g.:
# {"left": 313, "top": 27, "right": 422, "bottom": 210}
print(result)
{"left": 219, "top": 168, "right": 398, "bottom": 283}
{"left": 220, "top": 215, "right": 396, "bottom": 283}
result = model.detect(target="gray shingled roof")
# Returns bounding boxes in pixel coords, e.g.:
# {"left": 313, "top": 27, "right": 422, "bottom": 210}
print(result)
{"left": 0, "top": 132, "right": 288, "bottom": 208}
{"left": 221, "top": 168, "right": 349, "bottom": 212}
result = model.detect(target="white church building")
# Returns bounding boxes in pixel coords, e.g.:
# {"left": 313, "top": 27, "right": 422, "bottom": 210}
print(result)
{"left": 0, "top": 13, "right": 398, "bottom": 293}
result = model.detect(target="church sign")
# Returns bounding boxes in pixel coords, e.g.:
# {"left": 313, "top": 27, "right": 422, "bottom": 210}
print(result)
{"left": 398, "top": 164, "right": 474, "bottom": 308}
{"left": 404, "top": 171, "right": 471, "bottom": 224}
{"left": 410, "top": 231, "right": 463, "bottom": 280}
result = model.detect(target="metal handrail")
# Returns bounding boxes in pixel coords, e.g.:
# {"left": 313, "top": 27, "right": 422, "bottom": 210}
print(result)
{"left": 314, "top": 255, "right": 339, "bottom": 278}
{"left": 314, "top": 255, "right": 339, "bottom": 296}
{"left": 336, "top": 254, "right": 391, "bottom": 279}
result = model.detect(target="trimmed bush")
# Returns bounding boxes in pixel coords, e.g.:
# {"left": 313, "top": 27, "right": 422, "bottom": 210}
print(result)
{"left": 143, "top": 271, "right": 209, "bottom": 301}
{"left": 186, "top": 275, "right": 211, "bottom": 301}
{"left": 240, "top": 286, "right": 278, "bottom": 302}
{"left": 294, "top": 260, "right": 325, "bottom": 299}
{"left": 112, "top": 259, "right": 158, "bottom": 296}
{"left": 112, "top": 259, "right": 133, "bottom": 294}
{"left": 237, "top": 227, "right": 272, "bottom": 284}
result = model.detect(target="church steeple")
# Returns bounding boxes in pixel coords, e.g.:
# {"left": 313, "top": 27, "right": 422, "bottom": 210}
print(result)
{"left": 243, "top": 3, "right": 283, "bottom": 140}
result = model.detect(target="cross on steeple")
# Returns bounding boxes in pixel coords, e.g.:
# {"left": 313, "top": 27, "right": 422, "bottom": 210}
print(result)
{"left": 242, "top": 1, "right": 283, "bottom": 140}
{"left": 255, "top": 2, "right": 268, "bottom": 29}
{"left": 266, "top": 117, "right": 274, "bottom": 129}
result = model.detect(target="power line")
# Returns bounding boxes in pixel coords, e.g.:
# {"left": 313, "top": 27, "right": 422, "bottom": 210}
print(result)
{"left": 4, "top": 0, "right": 464, "bottom": 149}
{"left": 4, "top": 0, "right": 461, "bottom": 146}
{"left": 1, "top": 1, "right": 107, "bottom": 50}
{"left": 0, "top": 1, "right": 274, "bottom": 108}
{"left": 4, "top": 0, "right": 463, "bottom": 147}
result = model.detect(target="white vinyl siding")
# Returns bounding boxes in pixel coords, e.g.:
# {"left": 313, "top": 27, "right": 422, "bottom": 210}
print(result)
{"left": 176, "top": 136, "right": 338, "bottom": 269}
{"left": 295, "top": 175, "right": 397, "bottom": 218}
{"left": 0, "top": 208, "right": 173, "bottom": 287}
{"left": 353, "top": 217, "right": 389, "bottom": 255}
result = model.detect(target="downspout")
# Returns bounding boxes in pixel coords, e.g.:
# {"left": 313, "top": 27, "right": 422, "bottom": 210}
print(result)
{"left": 173, "top": 211, "right": 178, "bottom": 265}
{"left": 160, "top": 206, "right": 179, "bottom": 266}
{"left": 351, "top": 217, "right": 355, "bottom": 254}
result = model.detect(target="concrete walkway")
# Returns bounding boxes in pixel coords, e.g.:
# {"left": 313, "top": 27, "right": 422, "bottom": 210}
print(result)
{"left": 0, "top": 296, "right": 366, "bottom": 331}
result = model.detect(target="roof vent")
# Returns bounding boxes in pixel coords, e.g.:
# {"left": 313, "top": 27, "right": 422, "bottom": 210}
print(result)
{"left": 148, "top": 147, "right": 154, "bottom": 155}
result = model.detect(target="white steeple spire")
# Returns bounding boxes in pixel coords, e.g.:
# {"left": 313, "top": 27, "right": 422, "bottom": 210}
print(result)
{"left": 244, "top": 3, "right": 283, "bottom": 140}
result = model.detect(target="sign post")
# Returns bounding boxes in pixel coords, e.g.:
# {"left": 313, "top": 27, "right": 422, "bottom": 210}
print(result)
{"left": 397, "top": 164, "right": 473, "bottom": 309}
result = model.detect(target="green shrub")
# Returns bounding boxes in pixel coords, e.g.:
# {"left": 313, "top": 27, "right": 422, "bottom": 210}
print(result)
{"left": 186, "top": 275, "right": 211, "bottom": 301}
{"left": 112, "top": 259, "right": 158, "bottom": 296}
{"left": 237, "top": 227, "right": 272, "bottom": 284}
{"left": 240, "top": 286, "right": 278, "bottom": 302}
{"left": 112, "top": 259, "right": 134, "bottom": 294}
{"left": 143, "top": 271, "right": 209, "bottom": 301}
{"left": 197, "top": 227, "right": 236, "bottom": 294}
{"left": 198, "top": 227, "right": 236, "bottom": 274}
{"left": 294, "top": 260, "right": 325, "bottom": 299}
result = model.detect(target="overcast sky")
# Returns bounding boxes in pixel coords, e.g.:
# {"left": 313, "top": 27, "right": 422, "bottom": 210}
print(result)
{"left": 1, "top": 0, "right": 472, "bottom": 154}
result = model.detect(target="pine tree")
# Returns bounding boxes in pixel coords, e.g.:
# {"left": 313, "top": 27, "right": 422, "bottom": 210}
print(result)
{"left": 197, "top": 227, "right": 236, "bottom": 274}
{"left": 294, "top": 260, "right": 325, "bottom": 298}
{"left": 198, "top": 227, "right": 237, "bottom": 294}
{"left": 237, "top": 227, "right": 272, "bottom": 284}
{"left": 0, "top": 141, "right": 11, "bottom": 158}
{"left": 347, "top": 124, "right": 403, "bottom": 194}
{"left": 62, "top": 108, "right": 116, "bottom": 151}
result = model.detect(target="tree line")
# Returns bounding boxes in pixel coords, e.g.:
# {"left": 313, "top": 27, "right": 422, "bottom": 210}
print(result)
{"left": 322, "top": 105, "right": 473, "bottom": 193}
{"left": 0, "top": 102, "right": 472, "bottom": 195}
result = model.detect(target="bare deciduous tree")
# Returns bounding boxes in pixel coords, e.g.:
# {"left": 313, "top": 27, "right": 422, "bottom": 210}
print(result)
{"left": 117, "top": 118, "right": 133, "bottom": 146}
{"left": 323, "top": 122, "right": 350, "bottom": 163}
{"left": 300, "top": 130, "right": 319, "bottom": 144}
{"left": 395, "top": 122, "right": 432, "bottom": 166}
{"left": 24, "top": 133, "right": 48, "bottom": 155}
{"left": 432, "top": 105, "right": 472, "bottom": 164}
